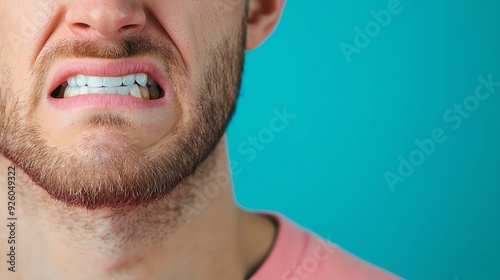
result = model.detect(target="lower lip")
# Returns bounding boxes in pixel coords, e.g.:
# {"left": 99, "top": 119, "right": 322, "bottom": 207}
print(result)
{"left": 47, "top": 94, "right": 169, "bottom": 110}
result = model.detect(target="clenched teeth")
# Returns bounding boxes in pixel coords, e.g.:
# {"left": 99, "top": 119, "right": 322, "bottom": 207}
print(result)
{"left": 55, "top": 73, "right": 162, "bottom": 100}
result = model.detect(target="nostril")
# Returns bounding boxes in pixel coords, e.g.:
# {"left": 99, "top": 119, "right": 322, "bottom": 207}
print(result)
{"left": 122, "top": 24, "right": 137, "bottom": 29}
{"left": 119, "top": 24, "right": 143, "bottom": 34}
{"left": 74, "top": 22, "right": 91, "bottom": 30}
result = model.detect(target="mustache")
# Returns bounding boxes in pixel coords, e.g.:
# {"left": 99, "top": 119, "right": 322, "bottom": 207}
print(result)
{"left": 37, "top": 36, "right": 181, "bottom": 60}
{"left": 70, "top": 37, "right": 158, "bottom": 58}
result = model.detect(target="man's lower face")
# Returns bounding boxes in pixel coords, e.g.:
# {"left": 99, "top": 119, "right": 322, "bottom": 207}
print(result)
{"left": 0, "top": 31, "right": 245, "bottom": 209}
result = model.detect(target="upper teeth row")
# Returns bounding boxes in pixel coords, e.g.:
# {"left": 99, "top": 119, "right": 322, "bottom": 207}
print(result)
{"left": 66, "top": 73, "right": 156, "bottom": 88}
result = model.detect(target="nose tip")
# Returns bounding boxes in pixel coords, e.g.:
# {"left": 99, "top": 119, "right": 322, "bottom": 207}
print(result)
{"left": 66, "top": 1, "right": 146, "bottom": 39}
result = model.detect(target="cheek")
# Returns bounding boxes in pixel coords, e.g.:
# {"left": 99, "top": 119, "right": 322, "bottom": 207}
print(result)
{"left": 0, "top": 51, "right": 27, "bottom": 105}
{"left": 162, "top": 2, "right": 244, "bottom": 109}
{"left": 0, "top": 5, "right": 48, "bottom": 99}
{"left": 5, "top": 60, "right": 31, "bottom": 104}
{"left": 153, "top": 1, "right": 244, "bottom": 74}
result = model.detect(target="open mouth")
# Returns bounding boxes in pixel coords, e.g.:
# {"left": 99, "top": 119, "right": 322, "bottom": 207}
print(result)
{"left": 51, "top": 73, "right": 165, "bottom": 100}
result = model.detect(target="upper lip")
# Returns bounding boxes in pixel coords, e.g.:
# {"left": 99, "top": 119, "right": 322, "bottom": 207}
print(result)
{"left": 47, "top": 58, "right": 169, "bottom": 97}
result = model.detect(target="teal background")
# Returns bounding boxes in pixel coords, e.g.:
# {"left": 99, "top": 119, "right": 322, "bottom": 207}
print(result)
{"left": 227, "top": 0, "right": 500, "bottom": 279}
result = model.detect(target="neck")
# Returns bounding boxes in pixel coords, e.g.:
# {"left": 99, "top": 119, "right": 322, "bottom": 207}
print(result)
{"left": 0, "top": 136, "right": 276, "bottom": 280}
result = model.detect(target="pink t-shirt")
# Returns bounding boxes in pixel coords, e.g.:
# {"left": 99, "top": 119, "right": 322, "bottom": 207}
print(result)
{"left": 251, "top": 215, "right": 402, "bottom": 280}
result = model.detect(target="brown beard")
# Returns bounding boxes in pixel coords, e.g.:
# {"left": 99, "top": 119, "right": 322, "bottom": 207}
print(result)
{"left": 0, "top": 24, "right": 246, "bottom": 210}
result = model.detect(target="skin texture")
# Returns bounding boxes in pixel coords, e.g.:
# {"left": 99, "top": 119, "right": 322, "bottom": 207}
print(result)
{"left": 0, "top": 0, "right": 285, "bottom": 279}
